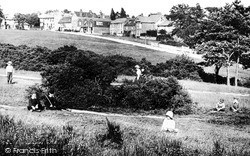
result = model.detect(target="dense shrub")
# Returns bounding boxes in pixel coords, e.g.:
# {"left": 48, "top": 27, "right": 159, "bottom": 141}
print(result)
{"left": 41, "top": 46, "right": 117, "bottom": 109}
{"left": 0, "top": 43, "right": 51, "bottom": 71}
{"left": 156, "top": 34, "right": 173, "bottom": 41}
{"left": 104, "top": 55, "right": 138, "bottom": 75}
{"left": 107, "top": 76, "right": 193, "bottom": 114}
{"left": 146, "top": 30, "right": 157, "bottom": 37}
{"left": 159, "top": 40, "right": 188, "bottom": 47}
{"left": 152, "top": 55, "right": 203, "bottom": 81}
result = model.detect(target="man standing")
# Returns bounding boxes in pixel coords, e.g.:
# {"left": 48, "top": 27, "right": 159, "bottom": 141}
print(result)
{"left": 6, "top": 61, "right": 14, "bottom": 84}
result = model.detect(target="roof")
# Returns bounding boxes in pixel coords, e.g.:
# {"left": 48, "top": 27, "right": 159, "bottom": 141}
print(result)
{"left": 136, "top": 13, "right": 164, "bottom": 23}
{"left": 111, "top": 18, "right": 128, "bottom": 24}
{"left": 78, "top": 17, "right": 111, "bottom": 22}
{"left": 58, "top": 16, "right": 72, "bottom": 24}
{"left": 124, "top": 19, "right": 136, "bottom": 26}
{"left": 158, "top": 20, "right": 173, "bottom": 27}
{"left": 74, "top": 11, "right": 98, "bottom": 18}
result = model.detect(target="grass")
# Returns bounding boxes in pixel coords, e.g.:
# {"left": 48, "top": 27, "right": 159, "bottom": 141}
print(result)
{"left": 0, "top": 29, "right": 177, "bottom": 64}
{"left": 0, "top": 71, "right": 250, "bottom": 155}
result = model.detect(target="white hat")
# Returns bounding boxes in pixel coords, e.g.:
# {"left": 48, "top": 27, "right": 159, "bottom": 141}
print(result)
{"left": 166, "top": 111, "right": 173, "bottom": 119}
{"left": 135, "top": 65, "right": 140, "bottom": 68}
{"left": 7, "top": 61, "right": 12, "bottom": 65}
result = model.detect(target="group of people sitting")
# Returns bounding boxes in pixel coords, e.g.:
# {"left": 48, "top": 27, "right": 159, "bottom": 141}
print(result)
{"left": 27, "top": 91, "right": 59, "bottom": 112}
{"left": 214, "top": 97, "right": 240, "bottom": 112}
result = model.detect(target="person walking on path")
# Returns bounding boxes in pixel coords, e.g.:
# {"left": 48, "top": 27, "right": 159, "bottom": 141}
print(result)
{"left": 6, "top": 61, "right": 14, "bottom": 84}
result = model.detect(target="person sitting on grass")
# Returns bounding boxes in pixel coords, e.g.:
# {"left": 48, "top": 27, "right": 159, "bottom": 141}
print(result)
{"left": 27, "top": 93, "right": 43, "bottom": 112}
{"left": 215, "top": 99, "right": 226, "bottom": 112}
{"left": 44, "top": 92, "right": 59, "bottom": 110}
{"left": 161, "top": 111, "right": 179, "bottom": 133}
{"left": 230, "top": 97, "right": 240, "bottom": 112}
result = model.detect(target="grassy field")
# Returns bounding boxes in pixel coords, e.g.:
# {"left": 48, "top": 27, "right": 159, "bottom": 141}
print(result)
{"left": 0, "top": 74, "right": 250, "bottom": 155}
{"left": 0, "top": 29, "right": 177, "bottom": 64}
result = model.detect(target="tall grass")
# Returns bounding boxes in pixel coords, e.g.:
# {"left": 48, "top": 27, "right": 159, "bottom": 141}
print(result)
{"left": 0, "top": 113, "right": 249, "bottom": 156}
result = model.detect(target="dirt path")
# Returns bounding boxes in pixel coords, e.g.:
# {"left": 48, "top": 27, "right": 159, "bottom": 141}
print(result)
{"left": 1, "top": 74, "right": 249, "bottom": 97}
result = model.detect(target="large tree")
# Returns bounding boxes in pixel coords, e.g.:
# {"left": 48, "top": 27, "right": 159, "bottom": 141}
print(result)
{"left": 26, "top": 13, "right": 40, "bottom": 27}
{"left": 195, "top": 0, "right": 250, "bottom": 86}
{"left": 110, "top": 8, "right": 116, "bottom": 20}
{"left": 120, "top": 8, "right": 127, "bottom": 18}
{"left": 14, "top": 13, "right": 26, "bottom": 29}
{"left": 167, "top": 3, "right": 205, "bottom": 48}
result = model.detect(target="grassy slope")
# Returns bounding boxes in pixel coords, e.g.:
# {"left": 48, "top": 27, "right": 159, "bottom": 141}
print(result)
{"left": 0, "top": 29, "right": 176, "bottom": 64}
{"left": 0, "top": 77, "right": 249, "bottom": 154}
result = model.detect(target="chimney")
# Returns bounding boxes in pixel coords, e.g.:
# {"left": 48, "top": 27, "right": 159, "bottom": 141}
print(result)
{"left": 80, "top": 9, "right": 83, "bottom": 17}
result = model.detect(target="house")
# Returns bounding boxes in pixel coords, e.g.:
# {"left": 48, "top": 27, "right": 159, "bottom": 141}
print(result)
{"left": 124, "top": 19, "right": 136, "bottom": 37}
{"left": 157, "top": 20, "right": 174, "bottom": 34}
{"left": 1, "top": 14, "right": 16, "bottom": 29}
{"left": 71, "top": 9, "right": 111, "bottom": 34}
{"left": 39, "top": 11, "right": 62, "bottom": 30}
{"left": 135, "top": 13, "right": 166, "bottom": 37}
{"left": 58, "top": 16, "right": 72, "bottom": 31}
{"left": 110, "top": 18, "right": 129, "bottom": 36}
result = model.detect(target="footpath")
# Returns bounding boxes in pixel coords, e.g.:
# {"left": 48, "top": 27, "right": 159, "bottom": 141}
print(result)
{"left": 60, "top": 32, "right": 203, "bottom": 60}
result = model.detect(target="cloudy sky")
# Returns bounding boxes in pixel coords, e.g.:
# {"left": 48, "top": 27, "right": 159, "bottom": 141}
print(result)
{"left": 1, "top": 0, "right": 250, "bottom": 16}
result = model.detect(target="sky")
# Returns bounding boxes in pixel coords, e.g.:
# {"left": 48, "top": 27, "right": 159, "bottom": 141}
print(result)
{"left": 1, "top": 0, "right": 250, "bottom": 17}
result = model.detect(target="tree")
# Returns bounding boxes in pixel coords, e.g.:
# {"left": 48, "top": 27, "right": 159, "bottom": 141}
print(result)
{"left": 110, "top": 8, "right": 116, "bottom": 20}
{"left": 0, "top": 6, "right": 4, "bottom": 28}
{"left": 195, "top": 0, "right": 250, "bottom": 86}
{"left": 14, "top": 13, "right": 26, "bottom": 29}
{"left": 26, "top": 13, "right": 40, "bottom": 27}
{"left": 63, "top": 9, "right": 71, "bottom": 14}
{"left": 120, "top": 8, "right": 127, "bottom": 18}
{"left": 167, "top": 3, "right": 205, "bottom": 48}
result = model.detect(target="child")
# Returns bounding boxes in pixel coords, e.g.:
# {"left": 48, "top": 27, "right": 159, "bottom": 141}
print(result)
{"left": 44, "top": 92, "right": 59, "bottom": 110}
{"left": 230, "top": 97, "right": 239, "bottom": 112}
{"left": 6, "top": 61, "right": 14, "bottom": 84}
{"left": 215, "top": 99, "right": 226, "bottom": 112}
{"left": 161, "top": 111, "right": 179, "bottom": 133}
{"left": 135, "top": 65, "right": 144, "bottom": 80}
{"left": 27, "top": 93, "right": 43, "bottom": 112}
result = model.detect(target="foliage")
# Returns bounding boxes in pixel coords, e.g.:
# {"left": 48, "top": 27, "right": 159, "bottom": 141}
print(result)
{"left": 25, "top": 13, "right": 40, "bottom": 27}
{"left": 14, "top": 13, "right": 26, "bottom": 29}
{"left": 156, "top": 34, "right": 172, "bottom": 41}
{"left": 0, "top": 43, "right": 51, "bottom": 71}
{"left": 120, "top": 8, "right": 127, "bottom": 18}
{"left": 146, "top": 30, "right": 157, "bottom": 37}
{"left": 195, "top": 0, "right": 250, "bottom": 84}
{"left": 107, "top": 76, "right": 193, "bottom": 114}
{"left": 152, "top": 55, "right": 203, "bottom": 81}
{"left": 159, "top": 40, "right": 188, "bottom": 47}
{"left": 0, "top": 6, "right": 4, "bottom": 24}
{"left": 41, "top": 46, "right": 117, "bottom": 109}
{"left": 167, "top": 3, "right": 205, "bottom": 48}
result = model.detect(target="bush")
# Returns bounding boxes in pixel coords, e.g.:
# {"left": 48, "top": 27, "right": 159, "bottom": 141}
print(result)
{"left": 146, "top": 30, "right": 157, "bottom": 37}
{"left": 41, "top": 46, "right": 117, "bottom": 109}
{"left": 159, "top": 40, "right": 188, "bottom": 47}
{"left": 0, "top": 43, "right": 51, "bottom": 71}
{"left": 107, "top": 76, "right": 194, "bottom": 114}
{"left": 156, "top": 34, "right": 172, "bottom": 41}
{"left": 152, "top": 55, "right": 203, "bottom": 81}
